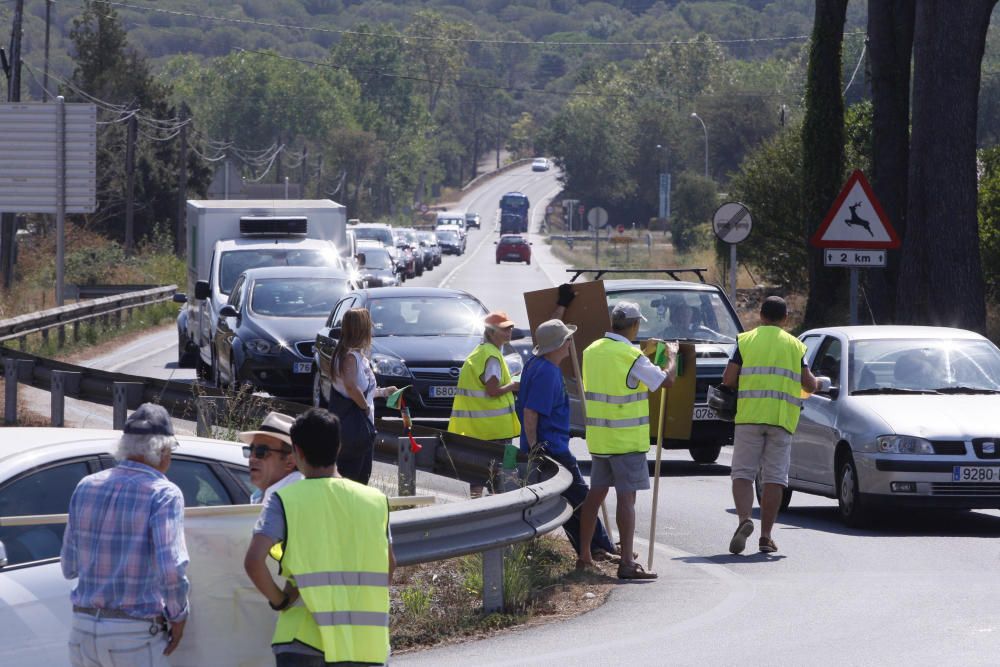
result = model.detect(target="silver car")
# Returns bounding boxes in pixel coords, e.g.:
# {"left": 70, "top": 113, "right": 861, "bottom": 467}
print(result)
{"left": 780, "top": 325, "right": 1000, "bottom": 526}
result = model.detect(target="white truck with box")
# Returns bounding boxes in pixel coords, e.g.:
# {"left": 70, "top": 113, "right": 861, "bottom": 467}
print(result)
{"left": 174, "top": 199, "right": 348, "bottom": 376}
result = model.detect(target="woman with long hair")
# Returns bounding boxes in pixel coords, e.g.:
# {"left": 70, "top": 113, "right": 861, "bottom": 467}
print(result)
{"left": 327, "top": 308, "right": 397, "bottom": 484}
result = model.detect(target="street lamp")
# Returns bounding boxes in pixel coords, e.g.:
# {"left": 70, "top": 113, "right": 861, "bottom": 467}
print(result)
{"left": 690, "top": 112, "right": 708, "bottom": 179}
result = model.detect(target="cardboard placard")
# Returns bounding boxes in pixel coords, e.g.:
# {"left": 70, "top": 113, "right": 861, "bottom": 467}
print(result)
{"left": 644, "top": 341, "right": 696, "bottom": 441}
{"left": 523, "top": 280, "right": 610, "bottom": 379}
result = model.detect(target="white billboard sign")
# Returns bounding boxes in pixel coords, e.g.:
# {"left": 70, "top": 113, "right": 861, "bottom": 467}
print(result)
{"left": 0, "top": 102, "right": 97, "bottom": 213}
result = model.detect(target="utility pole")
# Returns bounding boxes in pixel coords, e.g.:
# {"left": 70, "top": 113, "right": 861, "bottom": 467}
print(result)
{"left": 42, "top": 0, "right": 52, "bottom": 102}
{"left": 124, "top": 112, "right": 137, "bottom": 255}
{"left": 300, "top": 145, "right": 308, "bottom": 197}
{"left": 316, "top": 154, "right": 323, "bottom": 199}
{"left": 175, "top": 104, "right": 189, "bottom": 257}
{"left": 1, "top": 0, "right": 25, "bottom": 288}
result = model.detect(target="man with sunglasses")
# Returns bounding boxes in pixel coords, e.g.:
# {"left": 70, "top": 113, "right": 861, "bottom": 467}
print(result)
{"left": 239, "top": 412, "right": 303, "bottom": 505}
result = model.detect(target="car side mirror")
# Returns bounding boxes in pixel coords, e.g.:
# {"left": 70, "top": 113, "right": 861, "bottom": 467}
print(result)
{"left": 510, "top": 327, "right": 528, "bottom": 341}
{"left": 0, "top": 539, "right": 7, "bottom": 568}
{"left": 814, "top": 375, "right": 838, "bottom": 398}
{"left": 219, "top": 304, "right": 238, "bottom": 319}
{"left": 356, "top": 252, "right": 366, "bottom": 267}
{"left": 329, "top": 326, "right": 342, "bottom": 340}
{"left": 172, "top": 293, "right": 188, "bottom": 304}
{"left": 529, "top": 242, "right": 533, "bottom": 245}
{"left": 194, "top": 280, "right": 210, "bottom": 301}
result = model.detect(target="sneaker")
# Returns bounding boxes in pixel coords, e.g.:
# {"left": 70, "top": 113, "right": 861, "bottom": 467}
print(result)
{"left": 728, "top": 519, "right": 754, "bottom": 554}
{"left": 759, "top": 536, "right": 778, "bottom": 553}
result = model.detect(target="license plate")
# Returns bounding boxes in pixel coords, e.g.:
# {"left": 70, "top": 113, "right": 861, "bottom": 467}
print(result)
{"left": 292, "top": 362, "right": 312, "bottom": 374}
{"left": 952, "top": 466, "right": 1000, "bottom": 482}
{"left": 429, "top": 385, "right": 458, "bottom": 398}
{"left": 505, "top": 254, "right": 522, "bottom": 260}
{"left": 693, "top": 405, "right": 718, "bottom": 421}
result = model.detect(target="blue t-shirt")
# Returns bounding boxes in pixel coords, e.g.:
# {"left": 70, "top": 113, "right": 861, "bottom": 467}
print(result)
{"left": 515, "top": 355, "right": 571, "bottom": 455}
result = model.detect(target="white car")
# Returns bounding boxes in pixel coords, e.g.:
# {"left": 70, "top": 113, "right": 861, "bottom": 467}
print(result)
{"left": 780, "top": 326, "right": 1000, "bottom": 526}
{"left": 531, "top": 157, "right": 550, "bottom": 172}
{"left": 0, "top": 428, "right": 252, "bottom": 663}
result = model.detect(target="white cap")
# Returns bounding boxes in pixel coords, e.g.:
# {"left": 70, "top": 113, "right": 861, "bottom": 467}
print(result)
{"left": 611, "top": 301, "right": 647, "bottom": 322}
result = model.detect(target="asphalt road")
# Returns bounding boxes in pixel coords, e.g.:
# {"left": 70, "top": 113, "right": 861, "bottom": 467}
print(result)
{"left": 24, "top": 165, "right": 1000, "bottom": 665}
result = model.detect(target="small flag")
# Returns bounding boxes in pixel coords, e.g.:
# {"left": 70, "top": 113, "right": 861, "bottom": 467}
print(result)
{"left": 386, "top": 385, "right": 410, "bottom": 410}
{"left": 653, "top": 341, "right": 667, "bottom": 367}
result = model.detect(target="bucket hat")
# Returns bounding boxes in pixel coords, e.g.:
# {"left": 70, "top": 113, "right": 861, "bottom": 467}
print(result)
{"left": 532, "top": 319, "right": 577, "bottom": 356}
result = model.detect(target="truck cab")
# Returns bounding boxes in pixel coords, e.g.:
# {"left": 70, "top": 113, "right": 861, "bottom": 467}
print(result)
{"left": 565, "top": 270, "right": 745, "bottom": 463}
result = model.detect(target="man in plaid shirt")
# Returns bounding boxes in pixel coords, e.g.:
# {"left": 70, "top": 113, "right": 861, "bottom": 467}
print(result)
{"left": 61, "top": 403, "right": 190, "bottom": 666}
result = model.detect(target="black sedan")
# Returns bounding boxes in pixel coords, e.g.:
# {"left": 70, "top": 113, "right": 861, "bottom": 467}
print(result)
{"left": 313, "top": 287, "right": 525, "bottom": 419}
{"left": 213, "top": 266, "right": 357, "bottom": 400}
{"left": 356, "top": 244, "right": 400, "bottom": 287}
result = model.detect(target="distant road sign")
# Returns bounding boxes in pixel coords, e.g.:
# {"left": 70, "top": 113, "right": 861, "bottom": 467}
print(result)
{"left": 811, "top": 170, "right": 900, "bottom": 249}
{"left": 578, "top": 204, "right": 585, "bottom": 216}
{"left": 824, "top": 249, "right": 887, "bottom": 267}
{"left": 587, "top": 207, "right": 608, "bottom": 227}
{"left": 616, "top": 224, "right": 625, "bottom": 234}
{"left": 0, "top": 102, "right": 97, "bottom": 213}
{"left": 712, "top": 202, "right": 752, "bottom": 244}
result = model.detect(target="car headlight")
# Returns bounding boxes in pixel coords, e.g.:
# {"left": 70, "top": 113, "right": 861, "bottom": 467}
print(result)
{"left": 504, "top": 352, "right": 523, "bottom": 377}
{"left": 245, "top": 338, "right": 279, "bottom": 355}
{"left": 877, "top": 435, "right": 935, "bottom": 455}
{"left": 372, "top": 353, "right": 413, "bottom": 378}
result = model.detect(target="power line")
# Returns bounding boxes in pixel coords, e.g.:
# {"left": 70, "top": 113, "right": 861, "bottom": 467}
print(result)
{"left": 101, "top": 0, "right": 864, "bottom": 49}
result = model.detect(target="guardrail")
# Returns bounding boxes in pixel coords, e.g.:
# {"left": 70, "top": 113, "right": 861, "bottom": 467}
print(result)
{"left": 0, "top": 285, "right": 177, "bottom": 349}
{"left": 0, "top": 345, "right": 571, "bottom": 612}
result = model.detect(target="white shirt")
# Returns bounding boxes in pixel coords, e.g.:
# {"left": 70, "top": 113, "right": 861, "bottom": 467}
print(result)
{"left": 332, "top": 349, "right": 378, "bottom": 422}
{"left": 255, "top": 470, "right": 304, "bottom": 506}
{"left": 604, "top": 332, "right": 667, "bottom": 391}
{"left": 482, "top": 357, "right": 502, "bottom": 383}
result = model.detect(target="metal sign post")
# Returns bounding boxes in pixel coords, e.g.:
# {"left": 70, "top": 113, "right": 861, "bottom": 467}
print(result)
{"left": 712, "top": 202, "right": 753, "bottom": 304}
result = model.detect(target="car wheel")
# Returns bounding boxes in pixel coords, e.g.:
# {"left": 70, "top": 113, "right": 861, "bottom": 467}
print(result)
{"left": 496, "top": 258, "right": 500, "bottom": 264}
{"left": 837, "top": 453, "right": 869, "bottom": 527}
{"left": 754, "top": 470, "right": 793, "bottom": 511}
{"left": 689, "top": 444, "right": 722, "bottom": 464}
{"left": 526, "top": 258, "right": 531, "bottom": 265}
{"left": 177, "top": 332, "right": 195, "bottom": 368}
{"left": 195, "top": 352, "right": 210, "bottom": 380}
{"left": 312, "top": 372, "right": 328, "bottom": 408}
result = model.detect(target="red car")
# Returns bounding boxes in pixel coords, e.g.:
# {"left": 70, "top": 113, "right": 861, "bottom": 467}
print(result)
{"left": 495, "top": 234, "right": 532, "bottom": 264}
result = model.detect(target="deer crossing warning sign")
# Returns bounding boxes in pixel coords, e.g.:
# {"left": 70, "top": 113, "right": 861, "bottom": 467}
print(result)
{"left": 810, "top": 170, "right": 900, "bottom": 249}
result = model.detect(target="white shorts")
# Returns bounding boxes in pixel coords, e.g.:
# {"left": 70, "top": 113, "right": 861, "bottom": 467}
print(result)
{"left": 730, "top": 424, "right": 793, "bottom": 486}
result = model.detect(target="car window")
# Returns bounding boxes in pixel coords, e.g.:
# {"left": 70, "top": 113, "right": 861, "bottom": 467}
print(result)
{"left": 328, "top": 297, "right": 356, "bottom": 327}
{"left": 801, "top": 334, "right": 823, "bottom": 364}
{"left": 228, "top": 275, "right": 245, "bottom": 310}
{"left": 811, "top": 336, "right": 842, "bottom": 387}
{"left": 219, "top": 248, "right": 340, "bottom": 295}
{"left": 0, "top": 459, "right": 92, "bottom": 566}
{"left": 606, "top": 289, "right": 740, "bottom": 343}
{"left": 250, "top": 278, "right": 349, "bottom": 318}
{"left": 166, "top": 459, "right": 230, "bottom": 507}
{"left": 222, "top": 463, "right": 253, "bottom": 499}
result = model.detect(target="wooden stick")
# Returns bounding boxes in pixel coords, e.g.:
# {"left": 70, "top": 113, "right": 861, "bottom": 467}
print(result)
{"left": 567, "top": 336, "right": 615, "bottom": 546}
{"left": 648, "top": 386, "right": 668, "bottom": 570}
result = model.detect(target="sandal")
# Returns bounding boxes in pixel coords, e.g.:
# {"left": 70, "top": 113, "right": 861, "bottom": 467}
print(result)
{"left": 759, "top": 536, "right": 778, "bottom": 553}
{"left": 575, "top": 559, "right": 600, "bottom": 573}
{"left": 729, "top": 519, "right": 754, "bottom": 555}
{"left": 591, "top": 549, "right": 621, "bottom": 564}
{"left": 617, "top": 562, "right": 657, "bottom": 580}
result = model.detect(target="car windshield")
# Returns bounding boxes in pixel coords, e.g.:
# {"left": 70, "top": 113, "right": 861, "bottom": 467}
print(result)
{"left": 849, "top": 338, "right": 1000, "bottom": 393}
{"left": 250, "top": 278, "right": 349, "bottom": 317}
{"left": 605, "top": 290, "right": 741, "bottom": 343}
{"left": 369, "top": 296, "right": 486, "bottom": 336}
{"left": 437, "top": 230, "right": 458, "bottom": 242}
{"left": 360, "top": 248, "right": 393, "bottom": 270}
{"left": 220, "top": 249, "right": 339, "bottom": 295}
{"left": 352, "top": 227, "right": 393, "bottom": 246}
{"left": 417, "top": 232, "right": 437, "bottom": 244}
{"left": 501, "top": 237, "right": 525, "bottom": 245}
{"left": 438, "top": 218, "right": 464, "bottom": 227}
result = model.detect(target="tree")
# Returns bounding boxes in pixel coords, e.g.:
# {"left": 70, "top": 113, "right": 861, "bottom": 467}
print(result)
{"left": 864, "top": 0, "right": 914, "bottom": 323}
{"left": 897, "top": 1, "right": 996, "bottom": 331}
{"left": 978, "top": 146, "right": 1000, "bottom": 299}
{"left": 801, "top": 0, "right": 849, "bottom": 328}
{"left": 671, "top": 172, "right": 717, "bottom": 254}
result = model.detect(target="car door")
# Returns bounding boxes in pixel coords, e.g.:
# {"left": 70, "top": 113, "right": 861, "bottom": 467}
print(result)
{"left": 0, "top": 457, "right": 102, "bottom": 664}
{"left": 217, "top": 275, "right": 245, "bottom": 383}
{"left": 787, "top": 334, "right": 823, "bottom": 482}
{"left": 793, "top": 334, "right": 845, "bottom": 491}
{"left": 316, "top": 296, "right": 356, "bottom": 379}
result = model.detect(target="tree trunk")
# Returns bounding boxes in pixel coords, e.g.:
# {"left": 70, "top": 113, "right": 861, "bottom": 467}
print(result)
{"left": 897, "top": 0, "right": 995, "bottom": 332}
{"left": 864, "top": 0, "right": 914, "bottom": 324}
{"left": 802, "top": 0, "right": 849, "bottom": 329}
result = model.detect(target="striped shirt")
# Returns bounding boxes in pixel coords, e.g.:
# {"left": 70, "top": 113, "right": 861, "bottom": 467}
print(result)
{"left": 60, "top": 460, "right": 190, "bottom": 622}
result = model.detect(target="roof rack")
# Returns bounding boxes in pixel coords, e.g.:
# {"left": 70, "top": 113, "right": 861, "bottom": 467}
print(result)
{"left": 567, "top": 267, "right": 709, "bottom": 284}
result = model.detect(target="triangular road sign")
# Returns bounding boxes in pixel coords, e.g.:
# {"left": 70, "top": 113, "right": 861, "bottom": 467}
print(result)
{"left": 810, "top": 170, "right": 901, "bottom": 249}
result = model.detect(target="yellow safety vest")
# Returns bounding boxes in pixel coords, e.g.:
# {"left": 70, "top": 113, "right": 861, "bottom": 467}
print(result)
{"left": 582, "top": 337, "right": 650, "bottom": 455}
{"left": 272, "top": 478, "right": 390, "bottom": 665}
{"left": 735, "top": 326, "right": 807, "bottom": 434}
{"left": 447, "top": 342, "right": 520, "bottom": 440}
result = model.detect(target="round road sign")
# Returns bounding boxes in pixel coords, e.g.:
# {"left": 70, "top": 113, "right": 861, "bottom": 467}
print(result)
{"left": 712, "top": 202, "right": 752, "bottom": 244}
{"left": 587, "top": 206, "right": 609, "bottom": 227}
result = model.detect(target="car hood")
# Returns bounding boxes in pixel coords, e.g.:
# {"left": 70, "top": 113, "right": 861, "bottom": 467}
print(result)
{"left": 372, "top": 335, "right": 480, "bottom": 364}
{"left": 854, "top": 394, "right": 1000, "bottom": 439}
{"left": 243, "top": 314, "right": 327, "bottom": 346}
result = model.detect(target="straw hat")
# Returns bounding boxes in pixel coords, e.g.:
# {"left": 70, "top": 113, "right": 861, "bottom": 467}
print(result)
{"left": 238, "top": 411, "right": 294, "bottom": 446}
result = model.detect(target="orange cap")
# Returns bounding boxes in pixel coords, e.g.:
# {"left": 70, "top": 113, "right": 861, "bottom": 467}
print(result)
{"left": 484, "top": 311, "right": 515, "bottom": 329}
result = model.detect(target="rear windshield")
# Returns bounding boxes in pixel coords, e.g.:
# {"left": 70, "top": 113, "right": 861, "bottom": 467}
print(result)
{"left": 359, "top": 248, "right": 393, "bottom": 270}
{"left": 352, "top": 227, "right": 393, "bottom": 246}
{"left": 219, "top": 249, "right": 339, "bottom": 295}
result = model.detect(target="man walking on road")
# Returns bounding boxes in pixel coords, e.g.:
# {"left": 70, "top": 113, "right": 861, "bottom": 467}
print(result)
{"left": 722, "top": 296, "right": 817, "bottom": 554}
{"left": 245, "top": 408, "right": 395, "bottom": 666}
{"left": 576, "top": 301, "right": 677, "bottom": 579}
{"left": 240, "top": 411, "right": 302, "bottom": 505}
{"left": 61, "top": 403, "right": 189, "bottom": 666}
